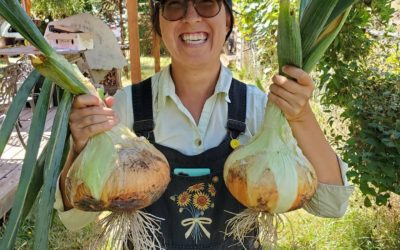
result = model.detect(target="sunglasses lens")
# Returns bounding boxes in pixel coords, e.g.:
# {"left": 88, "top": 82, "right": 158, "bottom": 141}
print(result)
{"left": 162, "top": 0, "right": 222, "bottom": 21}
{"left": 196, "top": 0, "right": 221, "bottom": 17}
{"left": 163, "top": 0, "right": 186, "bottom": 21}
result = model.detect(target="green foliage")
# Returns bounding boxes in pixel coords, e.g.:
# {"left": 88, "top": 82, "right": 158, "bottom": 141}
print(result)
{"left": 235, "top": 0, "right": 280, "bottom": 80}
{"left": 318, "top": 1, "right": 400, "bottom": 206}
{"left": 342, "top": 68, "right": 399, "bottom": 206}
{"left": 236, "top": 0, "right": 400, "bottom": 206}
{"left": 90, "top": 0, "right": 119, "bottom": 24}
{"left": 138, "top": 0, "right": 153, "bottom": 55}
{"left": 31, "top": 0, "right": 93, "bottom": 19}
{"left": 138, "top": 0, "right": 168, "bottom": 56}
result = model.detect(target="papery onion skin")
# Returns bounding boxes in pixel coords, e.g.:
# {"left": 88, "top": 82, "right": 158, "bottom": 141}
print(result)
{"left": 224, "top": 149, "right": 317, "bottom": 213}
{"left": 223, "top": 103, "right": 318, "bottom": 214}
{"left": 66, "top": 125, "right": 170, "bottom": 212}
{"left": 225, "top": 154, "right": 278, "bottom": 213}
{"left": 289, "top": 158, "right": 318, "bottom": 210}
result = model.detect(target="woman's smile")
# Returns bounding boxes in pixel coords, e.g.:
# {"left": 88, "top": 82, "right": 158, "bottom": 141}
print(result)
{"left": 180, "top": 32, "right": 208, "bottom": 45}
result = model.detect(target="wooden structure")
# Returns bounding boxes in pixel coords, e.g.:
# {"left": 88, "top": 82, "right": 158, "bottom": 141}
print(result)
{"left": 21, "top": 0, "right": 31, "bottom": 16}
{"left": 0, "top": 108, "right": 56, "bottom": 218}
{"left": 127, "top": 0, "right": 141, "bottom": 83}
{"left": 43, "top": 13, "right": 127, "bottom": 94}
{"left": 152, "top": 32, "right": 161, "bottom": 72}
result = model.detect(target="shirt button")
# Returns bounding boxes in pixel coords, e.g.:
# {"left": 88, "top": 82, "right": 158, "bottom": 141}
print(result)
{"left": 195, "top": 138, "right": 202, "bottom": 146}
{"left": 212, "top": 176, "right": 219, "bottom": 183}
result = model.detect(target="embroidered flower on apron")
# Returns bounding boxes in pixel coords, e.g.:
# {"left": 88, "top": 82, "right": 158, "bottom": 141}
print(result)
{"left": 170, "top": 178, "right": 219, "bottom": 243}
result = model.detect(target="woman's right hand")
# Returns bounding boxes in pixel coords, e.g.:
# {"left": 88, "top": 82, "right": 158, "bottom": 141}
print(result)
{"left": 69, "top": 94, "right": 118, "bottom": 154}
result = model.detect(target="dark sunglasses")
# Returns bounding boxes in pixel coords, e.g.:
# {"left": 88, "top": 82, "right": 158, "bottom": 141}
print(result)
{"left": 153, "top": 0, "right": 223, "bottom": 21}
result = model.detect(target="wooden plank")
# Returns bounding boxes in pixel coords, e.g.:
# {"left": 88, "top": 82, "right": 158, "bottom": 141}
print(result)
{"left": 1, "top": 133, "right": 25, "bottom": 159}
{"left": 23, "top": 0, "right": 31, "bottom": 16}
{"left": 1, "top": 122, "right": 53, "bottom": 161}
{"left": 0, "top": 107, "right": 57, "bottom": 217}
{"left": 0, "top": 160, "right": 20, "bottom": 179}
{"left": 20, "top": 108, "right": 30, "bottom": 117}
{"left": 0, "top": 138, "right": 48, "bottom": 218}
{"left": 0, "top": 46, "right": 86, "bottom": 57}
{"left": 0, "top": 165, "right": 21, "bottom": 218}
{"left": 152, "top": 32, "right": 161, "bottom": 73}
{"left": 126, "top": 0, "right": 141, "bottom": 83}
{"left": 0, "top": 107, "right": 55, "bottom": 158}
{"left": 19, "top": 106, "right": 34, "bottom": 120}
{"left": 2, "top": 133, "right": 48, "bottom": 163}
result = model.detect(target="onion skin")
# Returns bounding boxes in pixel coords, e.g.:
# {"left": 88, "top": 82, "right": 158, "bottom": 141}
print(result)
{"left": 289, "top": 158, "right": 318, "bottom": 211}
{"left": 224, "top": 102, "right": 318, "bottom": 214}
{"left": 66, "top": 125, "right": 170, "bottom": 212}
{"left": 225, "top": 154, "right": 278, "bottom": 212}
{"left": 224, "top": 148, "right": 317, "bottom": 213}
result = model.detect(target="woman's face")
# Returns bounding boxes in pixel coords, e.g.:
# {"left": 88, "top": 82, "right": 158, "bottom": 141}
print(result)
{"left": 159, "top": 0, "right": 230, "bottom": 68}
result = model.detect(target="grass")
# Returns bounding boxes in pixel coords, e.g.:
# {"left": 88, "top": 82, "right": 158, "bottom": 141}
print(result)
{"left": 1, "top": 218, "right": 96, "bottom": 249}
{"left": 275, "top": 190, "right": 400, "bottom": 249}
{"left": 120, "top": 56, "right": 171, "bottom": 87}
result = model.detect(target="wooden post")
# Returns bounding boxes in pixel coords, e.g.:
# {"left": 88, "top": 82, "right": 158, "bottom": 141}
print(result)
{"left": 152, "top": 31, "right": 161, "bottom": 73}
{"left": 22, "top": 0, "right": 31, "bottom": 16}
{"left": 126, "top": 0, "right": 141, "bottom": 83}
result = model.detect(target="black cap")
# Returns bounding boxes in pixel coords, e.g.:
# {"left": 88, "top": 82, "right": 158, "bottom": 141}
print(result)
{"left": 224, "top": 0, "right": 234, "bottom": 40}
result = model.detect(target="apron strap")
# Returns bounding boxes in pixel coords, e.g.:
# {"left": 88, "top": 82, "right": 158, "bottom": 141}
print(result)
{"left": 131, "top": 78, "right": 155, "bottom": 141}
{"left": 131, "top": 77, "right": 247, "bottom": 141}
{"left": 227, "top": 79, "right": 247, "bottom": 138}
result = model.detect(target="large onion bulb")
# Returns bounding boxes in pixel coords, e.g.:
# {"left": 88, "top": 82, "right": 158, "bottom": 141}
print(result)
{"left": 66, "top": 123, "right": 170, "bottom": 249}
{"left": 224, "top": 103, "right": 317, "bottom": 212}
{"left": 223, "top": 102, "right": 318, "bottom": 246}
{"left": 67, "top": 124, "right": 170, "bottom": 211}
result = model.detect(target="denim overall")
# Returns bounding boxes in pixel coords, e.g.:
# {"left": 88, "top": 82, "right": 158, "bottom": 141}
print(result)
{"left": 130, "top": 78, "right": 261, "bottom": 250}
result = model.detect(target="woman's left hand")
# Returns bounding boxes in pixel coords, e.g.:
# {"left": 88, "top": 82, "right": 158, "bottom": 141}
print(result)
{"left": 269, "top": 65, "right": 315, "bottom": 122}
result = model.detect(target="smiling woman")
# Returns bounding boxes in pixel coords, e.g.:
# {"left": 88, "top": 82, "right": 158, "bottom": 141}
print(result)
{"left": 55, "top": 0, "right": 354, "bottom": 249}
{"left": 157, "top": 0, "right": 232, "bottom": 75}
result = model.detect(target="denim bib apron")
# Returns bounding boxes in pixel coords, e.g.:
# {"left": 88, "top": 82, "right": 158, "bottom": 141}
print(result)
{"left": 130, "top": 78, "right": 261, "bottom": 250}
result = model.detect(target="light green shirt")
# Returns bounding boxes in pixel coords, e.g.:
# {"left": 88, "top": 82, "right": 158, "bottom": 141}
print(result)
{"left": 55, "top": 64, "right": 354, "bottom": 231}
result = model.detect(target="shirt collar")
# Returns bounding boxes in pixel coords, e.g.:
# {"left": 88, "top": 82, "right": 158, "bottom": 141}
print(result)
{"left": 215, "top": 64, "right": 233, "bottom": 103}
{"left": 156, "top": 63, "right": 233, "bottom": 109}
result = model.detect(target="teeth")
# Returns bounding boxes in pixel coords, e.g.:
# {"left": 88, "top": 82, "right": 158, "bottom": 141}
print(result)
{"left": 181, "top": 33, "right": 207, "bottom": 44}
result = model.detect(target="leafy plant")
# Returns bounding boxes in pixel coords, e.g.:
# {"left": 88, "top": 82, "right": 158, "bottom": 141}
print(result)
{"left": 235, "top": 0, "right": 400, "bottom": 206}
{"left": 319, "top": 6, "right": 400, "bottom": 205}
{"left": 235, "top": 0, "right": 280, "bottom": 85}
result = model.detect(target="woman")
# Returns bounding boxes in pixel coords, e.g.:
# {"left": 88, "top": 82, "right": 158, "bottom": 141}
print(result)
{"left": 55, "top": 0, "right": 353, "bottom": 249}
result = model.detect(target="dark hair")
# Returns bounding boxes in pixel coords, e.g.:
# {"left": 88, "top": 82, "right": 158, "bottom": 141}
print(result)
{"left": 150, "top": 0, "right": 234, "bottom": 41}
